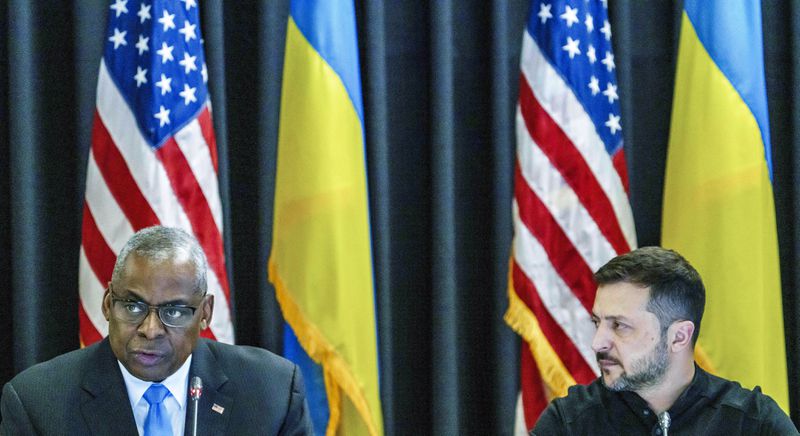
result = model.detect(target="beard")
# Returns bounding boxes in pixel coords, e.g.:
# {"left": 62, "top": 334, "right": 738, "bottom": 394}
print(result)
{"left": 599, "top": 334, "right": 670, "bottom": 392}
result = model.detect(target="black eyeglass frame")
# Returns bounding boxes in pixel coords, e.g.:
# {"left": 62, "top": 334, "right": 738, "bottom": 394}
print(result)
{"left": 107, "top": 286, "right": 202, "bottom": 329}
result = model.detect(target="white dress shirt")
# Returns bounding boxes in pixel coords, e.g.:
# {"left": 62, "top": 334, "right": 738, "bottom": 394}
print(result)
{"left": 118, "top": 355, "right": 193, "bottom": 436}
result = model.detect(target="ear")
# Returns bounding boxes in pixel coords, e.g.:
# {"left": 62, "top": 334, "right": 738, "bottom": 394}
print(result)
{"left": 668, "top": 320, "right": 695, "bottom": 353}
{"left": 101, "top": 286, "right": 112, "bottom": 321}
{"left": 200, "top": 294, "right": 214, "bottom": 330}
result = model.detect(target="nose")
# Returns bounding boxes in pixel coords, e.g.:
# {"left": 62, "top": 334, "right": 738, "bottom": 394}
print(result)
{"left": 137, "top": 308, "right": 166, "bottom": 339}
{"left": 591, "top": 323, "right": 612, "bottom": 354}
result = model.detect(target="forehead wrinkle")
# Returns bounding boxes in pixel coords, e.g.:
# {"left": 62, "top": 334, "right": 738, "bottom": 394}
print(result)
{"left": 595, "top": 283, "right": 651, "bottom": 311}
{"left": 120, "top": 255, "right": 198, "bottom": 291}
{"left": 115, "top": 287, "right": 193, "bottom": 306}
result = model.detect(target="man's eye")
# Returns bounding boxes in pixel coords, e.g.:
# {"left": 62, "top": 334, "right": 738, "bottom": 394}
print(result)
{"left": 124, "top": 303, "right": 145, "bottom": 314}
{"left": 163, "top": 307, "right": 189, "bottom": 320}
{"left": 613, "top": 322, "right": 628, "bottom": 331}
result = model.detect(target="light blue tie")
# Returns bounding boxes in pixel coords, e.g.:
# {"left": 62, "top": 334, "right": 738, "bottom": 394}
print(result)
{"left": 143, "top": 383, "right": 173, "bottom": 436}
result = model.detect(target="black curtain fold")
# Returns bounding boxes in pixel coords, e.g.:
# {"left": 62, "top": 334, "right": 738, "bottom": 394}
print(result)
{"left": 2, "top": 1, "right": 800, "bottom": 434}
{"left": 6, "top": 0, "right": 85, "bottom": 369}
{"left": 0, "top": 0, "right": 10, "bottom": 386}
{"left": 763, "top": 0, "right": 800, "bottom": 418}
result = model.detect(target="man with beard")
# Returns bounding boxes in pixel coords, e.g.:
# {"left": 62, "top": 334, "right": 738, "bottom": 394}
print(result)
{"left": 531, "top": 246, "right": 797, "bottom": 435}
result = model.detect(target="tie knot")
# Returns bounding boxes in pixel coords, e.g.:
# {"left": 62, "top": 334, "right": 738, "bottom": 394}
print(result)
{"left": 143, "top": 383, "right": 170, "bottom": 405}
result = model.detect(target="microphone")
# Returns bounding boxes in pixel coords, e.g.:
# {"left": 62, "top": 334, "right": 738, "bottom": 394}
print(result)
{"left": 657, "top": 411, "right": 671, "bottom": 436}
{"left": 189, "top": 376, "right": 203, "bottom": 436}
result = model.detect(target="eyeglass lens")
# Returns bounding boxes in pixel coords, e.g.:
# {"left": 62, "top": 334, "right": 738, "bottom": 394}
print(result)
{"left": 112, "top": 299, "right": 196, "bottom": 328}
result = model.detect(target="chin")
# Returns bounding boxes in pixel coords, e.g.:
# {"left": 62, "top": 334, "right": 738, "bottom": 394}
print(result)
{"left": 129, "top": 365, "right": 169, "bottom": 382}
{"left": 602, "top": 371, "right": 622, "bottom": 386}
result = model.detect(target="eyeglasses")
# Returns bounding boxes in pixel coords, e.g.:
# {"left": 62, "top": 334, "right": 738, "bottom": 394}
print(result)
{"left": 108, "top": 289, "right": 200, "bottom": 329}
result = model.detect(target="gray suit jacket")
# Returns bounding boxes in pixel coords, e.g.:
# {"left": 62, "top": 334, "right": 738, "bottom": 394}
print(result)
{"left": 0, "top": 338, "right": 313, "bottom": 435}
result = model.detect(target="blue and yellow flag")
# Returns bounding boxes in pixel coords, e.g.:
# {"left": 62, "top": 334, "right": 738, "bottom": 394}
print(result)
{"left": 269, "top": 1, "right": 384, "bottom": 434}
{"left": 662, "top": 0, "right": 788, "bottom": 411}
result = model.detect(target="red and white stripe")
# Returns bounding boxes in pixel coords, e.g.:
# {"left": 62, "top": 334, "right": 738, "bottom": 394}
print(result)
{"left": 79, "top": 60, "right": 234, "bottom": 346}
{"left": 512, "top": 30, "right": 636, "bottom": 431}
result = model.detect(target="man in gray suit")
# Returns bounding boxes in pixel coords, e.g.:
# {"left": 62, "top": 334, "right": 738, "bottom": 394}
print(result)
{"left": 0, "top": 226, "right": 313, "bottom": 435}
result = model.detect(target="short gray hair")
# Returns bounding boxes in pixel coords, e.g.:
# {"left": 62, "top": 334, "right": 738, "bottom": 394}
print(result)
{"left": 111, "top": 226, "right": 208, "bottom": 295}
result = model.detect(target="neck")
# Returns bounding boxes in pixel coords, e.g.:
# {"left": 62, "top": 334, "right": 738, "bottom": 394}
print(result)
{"left": 636, "top": 358, "right": 695, "bottom": 415}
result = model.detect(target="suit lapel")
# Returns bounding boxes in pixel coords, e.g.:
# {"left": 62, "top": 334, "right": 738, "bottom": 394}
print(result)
{"left": 80, "top": 339, "right": 139, "bottom": 436}
{"left": 187, "top": 340, "right": 233, "bottom": 435}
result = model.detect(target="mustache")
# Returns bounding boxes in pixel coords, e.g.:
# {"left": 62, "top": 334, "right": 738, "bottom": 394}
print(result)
{"left": 596, "top": 352, "right": 621, "bottom": 365}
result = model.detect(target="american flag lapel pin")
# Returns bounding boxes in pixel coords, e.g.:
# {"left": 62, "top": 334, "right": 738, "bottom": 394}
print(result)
{"left": 212, "top": 403, "right": 225, "bottom": 414}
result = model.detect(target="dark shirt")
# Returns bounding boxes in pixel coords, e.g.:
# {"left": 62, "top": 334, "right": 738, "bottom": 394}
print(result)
{"left": 531, "top": 366, "right": 798, "bottom": 436}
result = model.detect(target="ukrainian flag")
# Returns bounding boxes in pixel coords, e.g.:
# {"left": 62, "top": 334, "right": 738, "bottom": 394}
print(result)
{"left": 269, "top": 0, "right": 384, "bottom": 434}
{"left": 662, "top": 0, "right": 788, "bottom": 411}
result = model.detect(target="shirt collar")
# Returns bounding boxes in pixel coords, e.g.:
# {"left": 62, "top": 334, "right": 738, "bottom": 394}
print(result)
{"left": 668, "top": 363, "right": 708, "bottom": 415}
{"left": 118, "top": 354, "right": 193, "bottom": 410}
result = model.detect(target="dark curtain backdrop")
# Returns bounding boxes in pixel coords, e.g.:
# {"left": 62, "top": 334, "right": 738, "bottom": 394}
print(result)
{"left": 1, "top": 1, "right": 799, "bottom": 434}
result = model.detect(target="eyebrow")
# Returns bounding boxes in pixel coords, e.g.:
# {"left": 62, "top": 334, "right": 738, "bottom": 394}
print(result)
{"left": 591, "top": 313, "right": 632, "bottom": 323}
{"left": 118, "top": 289, "right": 191, "bottom": 307}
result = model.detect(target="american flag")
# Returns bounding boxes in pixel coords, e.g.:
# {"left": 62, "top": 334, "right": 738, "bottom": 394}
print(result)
{"left": 505, "top": 0, "right": 636, "bottom": 431}
{"left": 79, "top": 0, "right": 233, "bottom": 345}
